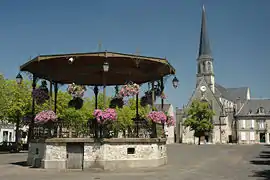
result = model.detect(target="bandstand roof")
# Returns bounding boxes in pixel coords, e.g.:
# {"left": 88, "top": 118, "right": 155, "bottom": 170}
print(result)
{"left": 20, "top": 51, "right": 176, "bottom": 86}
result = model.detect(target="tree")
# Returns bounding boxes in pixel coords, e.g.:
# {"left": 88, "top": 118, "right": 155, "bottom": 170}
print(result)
{"left": 183, "top": 99, "right": 215, "bottom": 145}
{"left": 0, "top": 74, "right": 7, "bottom": 119}
{"left": 114, "top": 98, "right": 151, "bottom": 137}
{"left": 3, "top": 79, "right": 32, "bottom": 143}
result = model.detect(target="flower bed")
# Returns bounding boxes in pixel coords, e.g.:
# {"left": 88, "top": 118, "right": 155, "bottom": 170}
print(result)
{"left": 93, "top": 108, "right": 117, "bottom": 124}
{"left": 34, "top": 110, "right": 57, "bottom": 124}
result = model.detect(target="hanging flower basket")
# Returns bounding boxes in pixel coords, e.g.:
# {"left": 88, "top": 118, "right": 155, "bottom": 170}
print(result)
{"left": 93, "top": 108, "right": 117, "bottom": 124}
{"left": 109, "top": 97, "right": 124, "bottom": 108}
{"left": 67, "top": 83, "right": 87, "bottom": 98}
{"left": 34, "top": 110, "right": 57, "bottom": 124}
{"left": 140, "top": 91, "right": 157, "bottom": 107}
{"left": 119, "top": 82, "right": 140, "bottom": 97}
{"left": 32, "top": 88, "right": 49, "bottom": 105}
{"left": 68, "top": 97, "right": 84, "bottom": 110}
{"left": 147, "top": 111, "right": 167, "bottom": 124}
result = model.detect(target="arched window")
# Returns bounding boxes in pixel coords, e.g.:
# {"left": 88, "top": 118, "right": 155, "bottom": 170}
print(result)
{"left": 203, "top": 62, "right": 207, "bottom": 72}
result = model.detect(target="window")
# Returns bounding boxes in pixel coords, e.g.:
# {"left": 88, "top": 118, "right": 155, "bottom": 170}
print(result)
{"left": 257, "top": 107, "right": 265, "bottom": 114}
{"left": 242, "top": 120, "right": 246, "bottom": 129}
{"left": 2, "top": 131, "right": 8, "bottom": 142}
{"left": 258, "top": 120, "right": 265, "bottom": 129}
{"left": 250, "top": 132, "right": 255, "bottom": 141}
{"left": 240, "top": 132, "right": 246, "bottom": 140}
{"left": 251, "top": 120, "right": 255, "bottom": 129}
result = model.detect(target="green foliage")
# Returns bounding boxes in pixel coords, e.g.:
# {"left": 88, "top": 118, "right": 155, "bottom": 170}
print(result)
{"left": 183, "top": 99, "right": 215, "bottom": 138}
{"left": 3, "top": 79, "right": 32, "bottom": 122}
{"left": 36, "top": 91, "right": 91, "bottom": 124}
{"left": 0, "top": 74, "right": 151, "bottom": 135}
{"left": 114, "top": 98, "right": 151, "bottom": 131}
{"left": 0, "top": 74, "right": 7, "bottom": 119}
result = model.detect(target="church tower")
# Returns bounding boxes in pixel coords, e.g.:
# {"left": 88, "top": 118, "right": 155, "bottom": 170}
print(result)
{"left": 196, "top": 6, "right": 215, "bottom": 93}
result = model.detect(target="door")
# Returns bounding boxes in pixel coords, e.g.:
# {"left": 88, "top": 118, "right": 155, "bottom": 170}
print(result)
{"left": 260, "top": 133, "right": 266, "bottom": 143}
{"left": 66, "top": 143, "right": 84, "bottom": 169}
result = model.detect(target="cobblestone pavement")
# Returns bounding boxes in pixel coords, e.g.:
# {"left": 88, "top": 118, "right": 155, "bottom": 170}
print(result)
{"left": 0, "top": 144, "right": 270, "bottom": 180}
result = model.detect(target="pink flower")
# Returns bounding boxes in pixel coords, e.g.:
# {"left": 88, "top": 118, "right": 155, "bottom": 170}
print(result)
{"left": 166, "top": 115, "right": 175, "bottom": 126}
{"left": 93, "top": 108, "right": 117, "bottom": 124}
{"left": 147, "top": 111, "right": 167, "bottom": 124}
{"left": 119, "top": 83, "right": 140, "bottom": 97}
{"left": 34, "top": 110, "right": 57, "bottom": 124}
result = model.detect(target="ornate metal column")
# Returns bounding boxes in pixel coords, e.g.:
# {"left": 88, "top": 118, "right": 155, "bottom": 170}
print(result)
{"left": 28, "top": 75, "right": 37, "bottom": 144}
{"left": 93, "top": 86, "right": 99, "bottom": 138}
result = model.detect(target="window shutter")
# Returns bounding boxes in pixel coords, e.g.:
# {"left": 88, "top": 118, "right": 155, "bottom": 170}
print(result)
{"left": 250, "top": 132, "right": 255, "bottom": 141}
{"left": 241, "top": 132, "right": 246, "bottom": 140}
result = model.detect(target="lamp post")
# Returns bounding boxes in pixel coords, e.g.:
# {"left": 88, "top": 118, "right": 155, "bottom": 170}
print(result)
{"left": 101, "top": 51, "right": 109, "bottom": 138}
{"left": 172, "top": 76, "right": 179, "bottom": 89}
{"left": 16, "top": 73, "right": 23, "bottom": 84}
{"left": 15, "top": 73, "right": 23, "bottom": 150}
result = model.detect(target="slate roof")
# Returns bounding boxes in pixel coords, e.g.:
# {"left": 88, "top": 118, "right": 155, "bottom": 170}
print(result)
{"left": 198, "top": 6, "right": 212, "bottom": 59}
{"left": 215, "top": 83, "right": 248, "bottom": 103}
{"left": 155, "top": 104, "right": 171, "bottom": 112}
{"left": 236, "top": 99, "right": 270, "bottom": 116}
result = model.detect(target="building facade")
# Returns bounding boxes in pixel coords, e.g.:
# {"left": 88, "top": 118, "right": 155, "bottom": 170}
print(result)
{"left": 235, "top": 99, "right": 270, "bottom": 144}
{"left": 0, "top": 120, "right": 28, "bottom": 144}
{"left": 175, "top": 6, "right": 269, "bottom": 144}
{"left": 0, "top": 121, "right": 16, "bottom": 143}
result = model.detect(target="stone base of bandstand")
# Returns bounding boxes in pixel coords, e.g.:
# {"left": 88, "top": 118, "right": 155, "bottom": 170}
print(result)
{"left": 27, "top": 138, "right": 167, "bottom": 171}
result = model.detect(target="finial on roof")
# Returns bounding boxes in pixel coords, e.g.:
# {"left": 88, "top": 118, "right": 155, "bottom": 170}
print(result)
{"left": 98, "top": 41, "right": 102, "bottom": 51}
{"left": 198, "top": 5, "right": 212, "bottom": 59}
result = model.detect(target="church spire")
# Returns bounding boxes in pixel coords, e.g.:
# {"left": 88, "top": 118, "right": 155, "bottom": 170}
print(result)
{"left": 198, "top": 5, "right": 212, "bottom": 59}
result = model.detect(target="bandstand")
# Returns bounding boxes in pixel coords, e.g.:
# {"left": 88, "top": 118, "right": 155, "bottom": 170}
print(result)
{"left": 18, "top": 51, "right": 178, "bottom": 170}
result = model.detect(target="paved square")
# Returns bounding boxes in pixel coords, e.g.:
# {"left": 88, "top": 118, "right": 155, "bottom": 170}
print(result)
{"left": 0, "top": 144, "right": 269, "bottom": 180}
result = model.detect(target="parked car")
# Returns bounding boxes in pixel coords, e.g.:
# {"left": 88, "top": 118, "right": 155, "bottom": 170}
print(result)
{"left": 0, "top": 142, "right": 23, "bottom": 153}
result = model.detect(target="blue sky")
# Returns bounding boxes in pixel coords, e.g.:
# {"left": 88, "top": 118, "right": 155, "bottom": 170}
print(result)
{"left": 0, "top": 0, "right": 269, "bottom": 109}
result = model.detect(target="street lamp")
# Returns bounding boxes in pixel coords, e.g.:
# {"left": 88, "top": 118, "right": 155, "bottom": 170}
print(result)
{"left": 172, "top": 76, "right": 179, "bottom": 88}
{"left": 103, "top": 61, "right": 109, "bottom": 72}
{"left": 16, "top": 73, "right": 23, "bottom": 84}
{"left": 101, "top": 57, "right": 109, "bottom": 138}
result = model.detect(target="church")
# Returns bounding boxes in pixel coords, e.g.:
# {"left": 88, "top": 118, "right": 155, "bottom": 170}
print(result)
{"left": 176, "top": 6, "right": 270, "bottom": 144}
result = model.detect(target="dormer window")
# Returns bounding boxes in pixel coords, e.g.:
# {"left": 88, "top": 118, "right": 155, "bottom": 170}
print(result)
{"left": 257, "top": 107, "right": 265, "bottom": 114}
